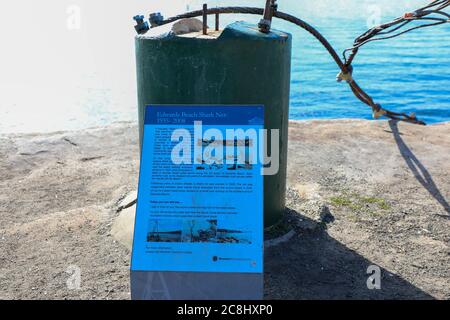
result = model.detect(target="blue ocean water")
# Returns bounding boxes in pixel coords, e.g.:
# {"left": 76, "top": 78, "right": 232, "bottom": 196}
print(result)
{"left": 284, "top": 17, "right": 450, "bottom": 124}
{"left": 0, "top": 6, "right": 448, "bottom": 134}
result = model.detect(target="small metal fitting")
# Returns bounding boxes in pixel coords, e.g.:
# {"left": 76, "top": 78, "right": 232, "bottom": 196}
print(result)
{"left": 149, "top": 12, "right": 164, "bottom": 28}
{"left": 258, "top": 19, "right": 271, "bottom": 33}
{"left": 336, "top": 65, "right": 354, "bottom": 83}
{"left": 258, "top": 0, "right": 277, "bottom": 33}
{"left": 133, "top": 15, "right": 149, "bottom": 34}
{"left": 372, "top": 104, "right": 387, "bottom": 119}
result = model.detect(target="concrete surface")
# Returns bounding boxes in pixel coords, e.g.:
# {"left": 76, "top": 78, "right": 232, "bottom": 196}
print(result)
{"left": 0, "top": 119, "right": 448, "bottom": 299}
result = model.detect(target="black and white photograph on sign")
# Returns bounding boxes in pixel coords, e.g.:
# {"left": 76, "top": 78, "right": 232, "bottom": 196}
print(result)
{"left": 182, "top": 220, "right": 218, "bottom": 243}
{"left": 147, "top": 220, "right": 183, "bottom": 243}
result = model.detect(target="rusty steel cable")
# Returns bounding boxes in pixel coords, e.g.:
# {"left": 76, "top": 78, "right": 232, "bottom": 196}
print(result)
{"left": 344, "top": 0, "right": 450, "bottom": 65}
{"left": 149, "top": 3, "right": 449, "bottom": 126}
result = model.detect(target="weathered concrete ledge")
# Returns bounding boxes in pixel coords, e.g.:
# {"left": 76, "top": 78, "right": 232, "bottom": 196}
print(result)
{"left": 0, "top": 119, "right": 448, "bottom": 299}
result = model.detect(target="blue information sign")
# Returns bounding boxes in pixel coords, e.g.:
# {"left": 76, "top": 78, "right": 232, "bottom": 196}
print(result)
{"left": 131, "top": 105, "right": 264, "bottom": 274}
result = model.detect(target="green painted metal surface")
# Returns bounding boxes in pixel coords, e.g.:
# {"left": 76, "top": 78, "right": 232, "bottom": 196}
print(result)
{"left": 135, "top": 21, "right": 292, "bottom": 227}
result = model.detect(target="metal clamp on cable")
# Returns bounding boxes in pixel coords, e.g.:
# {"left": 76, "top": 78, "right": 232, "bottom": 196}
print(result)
{"left": 336, "top": 65, "right": 354, "bottom": 83}
{"left": 372, "top": 104, "right": 387, "bottom": 119}
{"left": 403, "top": 12, "right": 416, "bottom": 19}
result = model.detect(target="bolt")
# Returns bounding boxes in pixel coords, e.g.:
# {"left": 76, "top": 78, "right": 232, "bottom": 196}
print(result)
{"left": 149, "top": 12, "right": 164, "bottom": 28}
{"left": 133, "top": 15, "right": 145, "bottom": 23}
{"left": 133, "top": 14, "right": 149, "bottom": 34}
{"left": 258, "top": 19, "right": 271, "bottom": 33}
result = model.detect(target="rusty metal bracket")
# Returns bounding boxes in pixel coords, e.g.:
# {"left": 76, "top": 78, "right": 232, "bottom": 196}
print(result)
{"left": 258, "top": 0, "right": 278, "bottom": 33}
{"left": 203, "top": 3, "right": 208, "bottom": 35}
{"left": 215, "top": 12, "right": 220, "bottom": 31}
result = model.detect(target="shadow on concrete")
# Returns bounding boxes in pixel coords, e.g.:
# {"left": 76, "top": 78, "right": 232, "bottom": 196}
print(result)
{"left": 389, "top": 120, "right": 450, "bottom": 215}
{"left": 264, "top": 209, "right": 434, "bottom": 300}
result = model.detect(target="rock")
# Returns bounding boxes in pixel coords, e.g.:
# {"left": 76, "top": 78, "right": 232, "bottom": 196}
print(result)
{"left": 118, "top": 190, "right": 138, "bottom": 210}
{"left": 111, "top": 204, "right": 136, "bottom": 251}
{"left": 172, "top": 18, "right": 204, "bottom": 35}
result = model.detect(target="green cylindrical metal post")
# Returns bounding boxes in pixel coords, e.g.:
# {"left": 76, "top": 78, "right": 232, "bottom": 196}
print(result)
{"left": 135, "top": 22, "right": 292, "bottom": 227}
